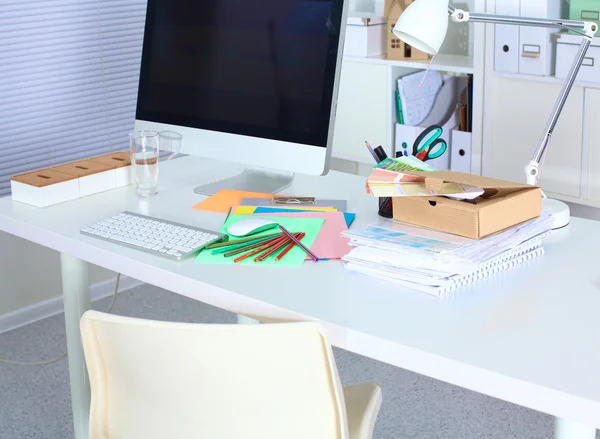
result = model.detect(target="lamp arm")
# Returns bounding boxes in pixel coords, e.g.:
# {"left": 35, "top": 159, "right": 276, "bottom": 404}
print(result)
{"left": 448, "top": 7, "right": 596, "bottom": 36}
{"left": 525, "top": 36, "right": 592, "bottom": 185}
{"left": 447, "top": 4, "right": 598, "bottom": 186}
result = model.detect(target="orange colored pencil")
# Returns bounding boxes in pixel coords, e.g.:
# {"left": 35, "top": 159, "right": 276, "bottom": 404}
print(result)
{"left": 255, "top": 232, "right": 302, "bottom": 262}
{"left": 274, "top": 232, "right": 306, "bottom": 262}
{"left": 233, "top": 235, "right": 290, "bottom": 263}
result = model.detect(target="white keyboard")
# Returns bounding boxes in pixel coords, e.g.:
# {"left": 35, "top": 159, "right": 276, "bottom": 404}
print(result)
{"left": 81, "top": 211, "right": 225, "bottom": 260}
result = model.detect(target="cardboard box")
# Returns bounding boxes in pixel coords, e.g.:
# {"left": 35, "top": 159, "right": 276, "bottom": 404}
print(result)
{"left": 392, "top": 171, "right": 542, "bottom": 239}
{"left": 53, "top": 160, "right": 115, "bottom": 197}
{"left": 385, "top": 0, "right": 430, "bottom": 61}
{"left": 90, "top": 152, "right": 132, "bottom": 187}
{"left": 11, "top": 169, "right": 79, "bottom": 207}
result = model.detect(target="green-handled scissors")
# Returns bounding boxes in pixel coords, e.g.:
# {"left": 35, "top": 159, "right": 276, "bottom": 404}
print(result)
{"left": 412, "top": 125, "right": 448, "bottom": 162}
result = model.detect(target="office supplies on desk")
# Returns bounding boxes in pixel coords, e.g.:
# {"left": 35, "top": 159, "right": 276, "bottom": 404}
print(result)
{"left": 412, "top": 125, "right": 448, "bottom": 162}
{"left": 206, "top": 233, "right": 281, "bottom": 249}
{"left": 240, "top": 197, "right": 348, "bottom": 212}
{"left": 211, "top": 234, "right": 284, "bottom": 255}
{"left": 397, "top": 70, "right": 443, "bottom": 126}
{"left": 255, "top": 233, "right": 302, "bottom": 262}
{"left": 373, "top": 146, "right": 388, "bottom": 162}
{"left": 342, "top": 216, "right": 553, "bottom": 296}
{"left": 275, "top": 232, "right": 306, "bottom": 262}
{"left": 195, "top": 215, "right": 324, "bottom": 267}
{"left": 279, "top": 224, "right": 319, "bottom": 262}
{"left": 253, "top": 211, "right": 352, "bottom": 260}
{"left": 233, "top": 234, "right": 298, "bottom": 263}
{"left": 227, "top": 218, "right": 278, "bottom": 237}
{"left": 193, "top": 190, "right": 274, "bottom": 213}
{"left": 365, "top": 140, "right": 380, "bottom": 163}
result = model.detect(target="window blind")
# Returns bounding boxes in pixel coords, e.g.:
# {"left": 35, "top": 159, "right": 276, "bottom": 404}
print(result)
{"left": 0, "top": 0, "right": 147, "bottom": 196}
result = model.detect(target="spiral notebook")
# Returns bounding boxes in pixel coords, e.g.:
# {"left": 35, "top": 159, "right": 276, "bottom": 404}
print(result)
{"left": 344, "top": 246, "right": 545, "bottom": 297}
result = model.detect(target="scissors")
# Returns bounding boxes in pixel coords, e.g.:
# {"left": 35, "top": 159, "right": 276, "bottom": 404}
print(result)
{"left": 412, "top": 125, "right": 448, "bottom": 162}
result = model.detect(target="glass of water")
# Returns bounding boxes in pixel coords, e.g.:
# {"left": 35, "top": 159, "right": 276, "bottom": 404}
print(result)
{"left": 129, "top": 130, "right": 160, "bottom": 197}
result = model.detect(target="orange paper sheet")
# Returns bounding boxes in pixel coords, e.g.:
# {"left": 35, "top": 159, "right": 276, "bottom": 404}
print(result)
{"left": 192, "top": 189, "right": 273, "bottom": 213}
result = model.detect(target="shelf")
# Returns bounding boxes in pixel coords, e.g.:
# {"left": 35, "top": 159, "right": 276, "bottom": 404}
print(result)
{"left": 493, "top": 71, "right": 600, "bottom": 90}
{"left": 343, "top": 54, "right": 475, "bottom": 74}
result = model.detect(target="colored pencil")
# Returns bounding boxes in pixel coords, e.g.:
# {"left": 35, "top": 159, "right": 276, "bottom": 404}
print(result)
{"left": 255, "top": 232, "right": 302, "bottom": 262}
{"left": 278, "top": 225, "right": 319, "bottom": 261}
{"left": 275, "top": 232, "right": 306, "bottom": 262}
{"left": 211, "top": 234, "right": 282, "bottom": 254}
{"left": 224, "top": 235, "right": 283, "bottom": 257}
{"left": 233, "top": 235, "right": 290, "bottom": 263}
{"left": 365, "top": 140, "right": 379, "bottom": 162}
{"left": 206, "top": 232, "right": 282, "bottom": 249}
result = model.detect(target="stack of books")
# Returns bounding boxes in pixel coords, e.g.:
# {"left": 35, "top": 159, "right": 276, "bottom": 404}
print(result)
{"left": 342, "top": 215, "right": 554, "bottom": 297}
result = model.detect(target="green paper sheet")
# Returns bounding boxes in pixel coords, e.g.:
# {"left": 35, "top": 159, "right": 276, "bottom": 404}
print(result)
{"left": 194, "top": 215, "right": 324, "bottom": 267}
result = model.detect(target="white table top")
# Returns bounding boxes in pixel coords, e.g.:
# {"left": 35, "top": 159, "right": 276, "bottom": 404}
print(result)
{"left": 1, "top": 156, "right": 599, "bottom": 427}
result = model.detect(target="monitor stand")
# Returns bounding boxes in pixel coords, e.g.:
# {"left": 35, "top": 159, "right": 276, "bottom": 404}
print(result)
{"left": 194, "top": 168, "right": 294, "bottom": 195}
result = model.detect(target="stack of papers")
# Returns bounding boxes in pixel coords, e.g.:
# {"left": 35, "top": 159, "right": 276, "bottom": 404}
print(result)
{"left": 342, "top": 215, "right": 554, "bottom": 297}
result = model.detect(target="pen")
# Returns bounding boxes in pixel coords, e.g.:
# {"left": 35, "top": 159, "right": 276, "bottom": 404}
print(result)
{"left": 278, "top": 224, "right": 318, "bottom": 262}
{"left": 365, "top": 140, "right": 380, "bottom": 163}
{"left": 275, "top": 232, "right": 306, "bottom": 262}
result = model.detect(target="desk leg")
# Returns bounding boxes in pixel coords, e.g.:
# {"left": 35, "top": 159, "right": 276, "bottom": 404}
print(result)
{"left": 555, "top": 418, "right": 596, "bottom": 439}
{"left": 61, "top": 253, "right": 91, "bottom": 439}
{"left": 237, "top": 314, "right": 260, "bottom": 324}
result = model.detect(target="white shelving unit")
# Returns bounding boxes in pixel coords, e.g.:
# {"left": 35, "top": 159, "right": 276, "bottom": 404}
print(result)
{"left": 343, "top": 54, "right": 475, "bottom": 74}
{"left": 331, "top": 0, "right": 485, "bottom": 175}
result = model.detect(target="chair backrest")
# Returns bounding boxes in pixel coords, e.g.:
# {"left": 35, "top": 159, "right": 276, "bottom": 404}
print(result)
{"left": 80, "top": 310, "right": 349, "bottom": 439}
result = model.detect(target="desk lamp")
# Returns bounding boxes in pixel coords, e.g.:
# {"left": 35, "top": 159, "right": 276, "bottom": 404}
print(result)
{"left": 393, "top": 0, "right": 598, "bottom": 229}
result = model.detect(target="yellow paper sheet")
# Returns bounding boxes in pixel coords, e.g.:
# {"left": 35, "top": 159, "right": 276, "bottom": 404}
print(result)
{"left": 233, "top": 206, "right": 337, "bottom": 215}
{"left": 192, "top": 189, "right": 273, "bottom": 213}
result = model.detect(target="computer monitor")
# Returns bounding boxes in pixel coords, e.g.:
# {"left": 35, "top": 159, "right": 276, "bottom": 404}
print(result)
{"left": 134, "top": 0, "right": 348, "bottom": 194}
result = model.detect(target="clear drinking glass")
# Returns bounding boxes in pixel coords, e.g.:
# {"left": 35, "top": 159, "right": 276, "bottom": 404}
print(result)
{"left": 159, "top": 131, "right": 183, "bottom": 158}
{"left": 129, "top": 130, "right": 160, "bottom": 197}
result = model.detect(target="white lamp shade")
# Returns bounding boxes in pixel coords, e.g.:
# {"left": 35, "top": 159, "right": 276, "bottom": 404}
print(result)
{"left": 392, "top": 0, "right": 450, "bottom": 55}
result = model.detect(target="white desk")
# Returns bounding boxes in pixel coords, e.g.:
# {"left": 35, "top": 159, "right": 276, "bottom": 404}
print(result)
{"left": 1, "top": 156, "right": 599, "bottom": 439}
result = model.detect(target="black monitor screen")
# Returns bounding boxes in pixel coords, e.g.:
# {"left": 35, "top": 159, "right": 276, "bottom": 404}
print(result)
{"left": 136, "top": 0, "right": 345, "bottom": 148}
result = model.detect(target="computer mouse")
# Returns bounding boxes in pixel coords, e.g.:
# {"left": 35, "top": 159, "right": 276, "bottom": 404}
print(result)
{"left": 227, "top": 218, "right": 278, "bottom": 237}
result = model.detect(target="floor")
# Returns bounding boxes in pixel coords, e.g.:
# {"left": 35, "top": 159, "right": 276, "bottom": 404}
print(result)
{"left": 0, "top": 283, "right": 572, "bottom": 439}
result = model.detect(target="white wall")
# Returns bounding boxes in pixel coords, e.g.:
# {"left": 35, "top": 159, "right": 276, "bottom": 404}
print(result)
{"left": 0, "top": 232, "right": 114, "bottom": 316}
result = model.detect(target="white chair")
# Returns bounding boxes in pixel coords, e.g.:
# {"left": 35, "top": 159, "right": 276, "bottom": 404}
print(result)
{"left": 80, "top": 310, "right": 382, "bottom": 439}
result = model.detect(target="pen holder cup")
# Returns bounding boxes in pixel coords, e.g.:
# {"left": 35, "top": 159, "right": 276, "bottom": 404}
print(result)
{"left": 378, "top": 197, "right": 394, "bottom": 219}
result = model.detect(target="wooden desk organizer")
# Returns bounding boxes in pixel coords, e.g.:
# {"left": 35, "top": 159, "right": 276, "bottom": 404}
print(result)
{"left": 11, "top": 152, "right": 132, "bottom": 208}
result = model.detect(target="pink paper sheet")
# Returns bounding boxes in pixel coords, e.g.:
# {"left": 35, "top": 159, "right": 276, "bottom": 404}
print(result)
{"left": 253, "top": 211, "right": 351, "bottom": 260}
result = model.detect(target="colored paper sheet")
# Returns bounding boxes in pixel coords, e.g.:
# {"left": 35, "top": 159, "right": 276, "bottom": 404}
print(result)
{"left": 232, "top": 206, "right": 355, "bottom": 228}
{"left": 192, "top": 190, "right": 273, "bottom": 213}
{"left": 240, "top": 197, "right": 348, "bottom": 211}
{"left": 194, "top": 215, "right": 324, "bottom": 267}
{"left": 253, "top": 211, "right": 352, "bottom": 260}
{"left": 233, "top": 205, "right": 337, "bottom": 215}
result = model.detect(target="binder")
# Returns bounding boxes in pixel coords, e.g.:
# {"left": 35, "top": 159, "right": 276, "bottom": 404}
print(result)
{"left": 518, "top": 0, "right": 561, "bottom": 76}
{"left": 450, "top": 130, "right": 472, "bottom": 173}
{"left": 494, "top": 0, "right": 520, "bottom": 73}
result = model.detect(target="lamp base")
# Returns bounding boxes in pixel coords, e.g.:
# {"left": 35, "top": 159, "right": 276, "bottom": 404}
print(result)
{"left": 543, "top": 198, "right": 570, "bottom": 230}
